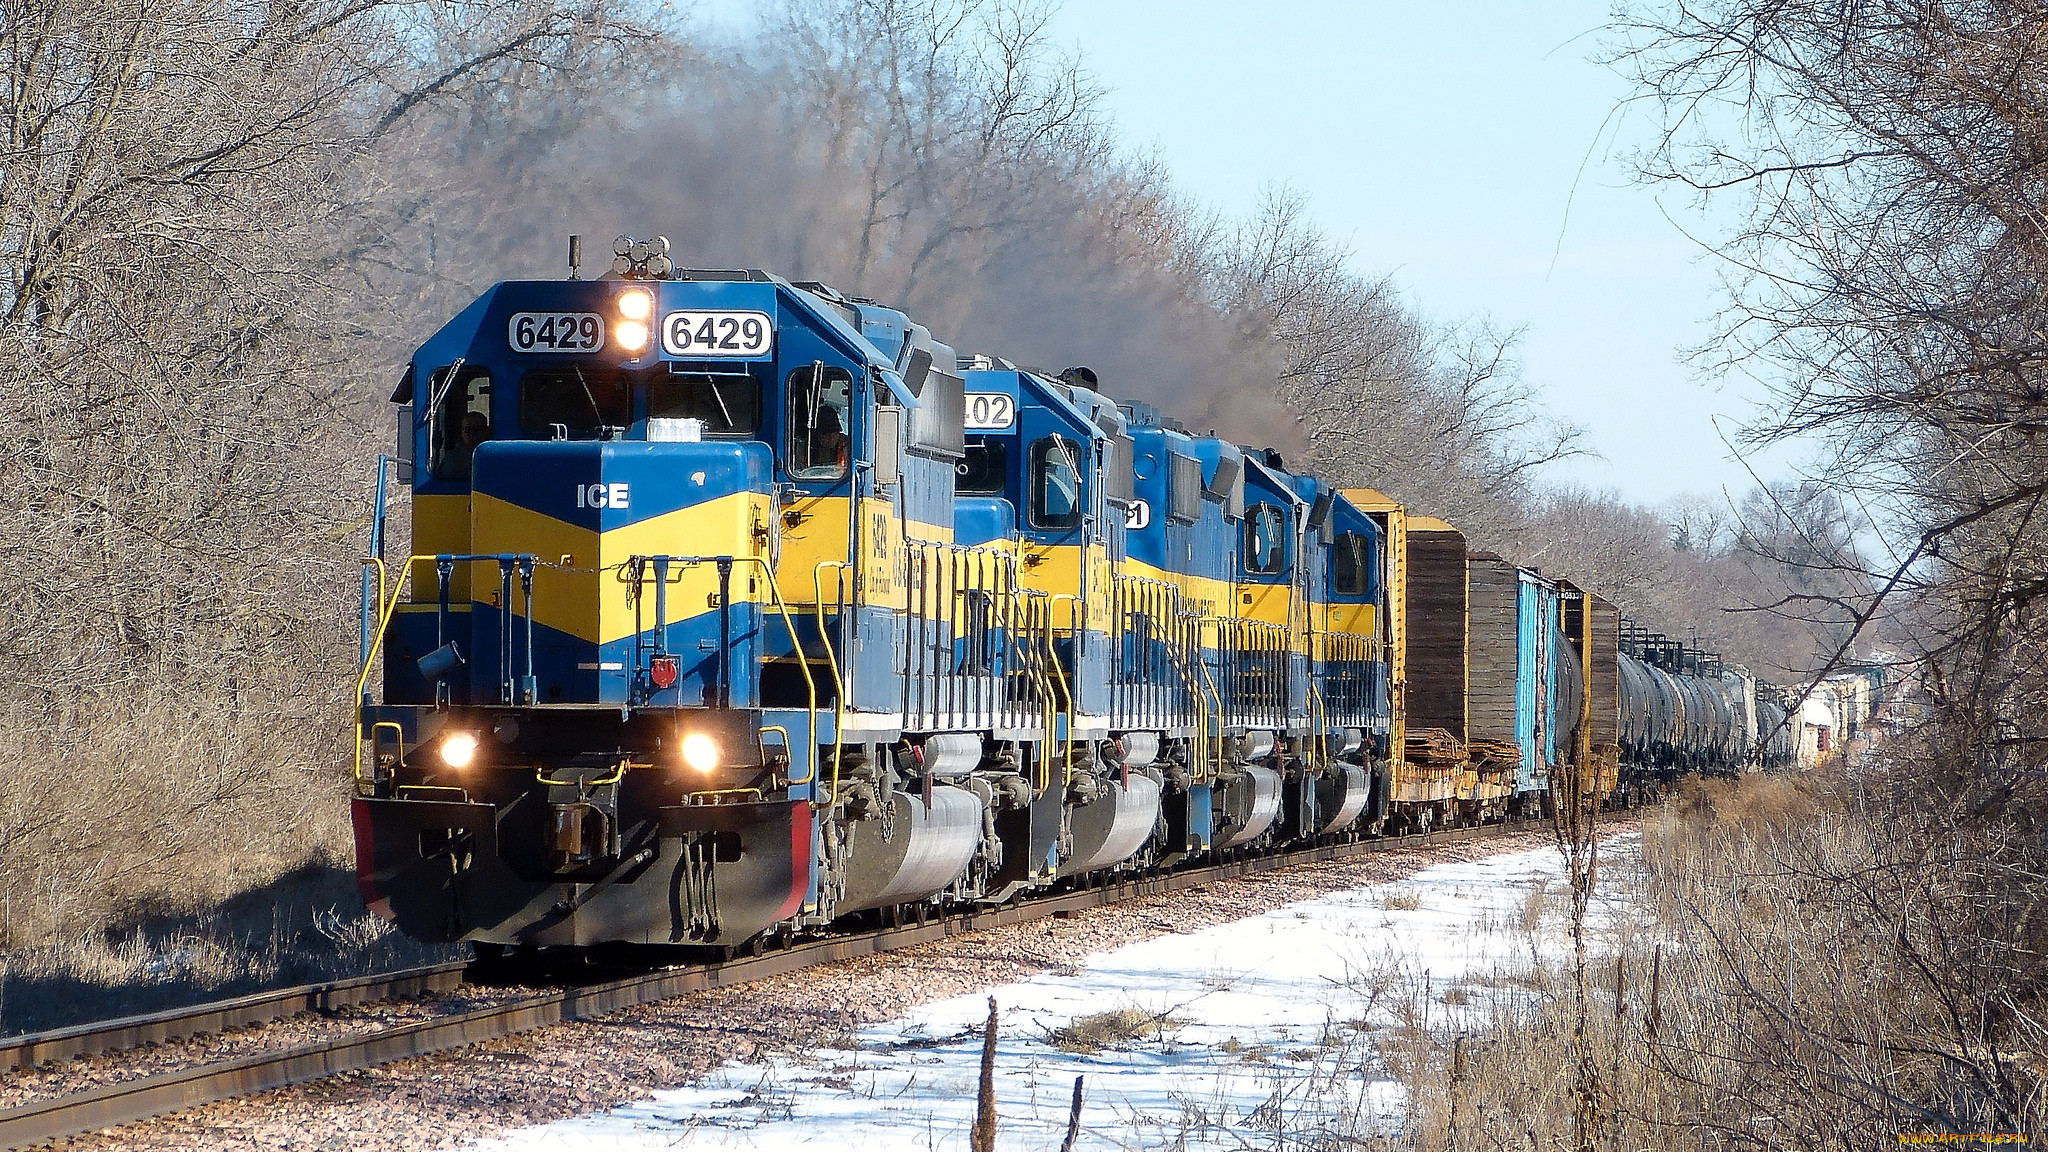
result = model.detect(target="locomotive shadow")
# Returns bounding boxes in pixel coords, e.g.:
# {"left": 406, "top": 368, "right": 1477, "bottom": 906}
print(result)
{"left": 0, "top": 859, "right": 461, "bottom": 1037}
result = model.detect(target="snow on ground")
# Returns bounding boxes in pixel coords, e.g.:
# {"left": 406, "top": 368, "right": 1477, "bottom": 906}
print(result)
{"left": 473, "top": 833, "right": 1638, "bottom": 1151}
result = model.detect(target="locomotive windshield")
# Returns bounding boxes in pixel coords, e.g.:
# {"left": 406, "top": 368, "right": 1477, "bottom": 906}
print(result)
{"left": 1333, "top": 531, "right": 1373, "bottom": 595}
{"left": 651, "top": 371, "right": 758, "bottom": 435}
{"left": 1029, "top": 436, "right": 1084, "bottom": 529}
{"left": 956, "top": 442, "right": 1006, "bottom": 495}
{"left": 1245, "top": 504, "right": 1288, "bottom": 574}
{"left": 521, "top": 367, "right": 632, "bottom": 437}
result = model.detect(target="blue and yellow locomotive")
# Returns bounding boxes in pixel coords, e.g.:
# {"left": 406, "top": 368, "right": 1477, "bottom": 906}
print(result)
{"left": 349, "top": 239, "right": 1779, "bottom": 954}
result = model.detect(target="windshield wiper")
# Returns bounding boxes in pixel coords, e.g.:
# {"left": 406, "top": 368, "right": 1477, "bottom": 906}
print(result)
{"left": 707, "top": 376, "right": 735, "bottom": 429}
{"left": 571, "top": 366, "right": 605, "bottom": 431}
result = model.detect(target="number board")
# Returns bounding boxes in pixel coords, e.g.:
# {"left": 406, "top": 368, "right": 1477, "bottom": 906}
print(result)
{"left": 509, "top": 312, "right": 604, "bottom": 352}
{"left": 661, "top": 310, "right": 774, "bottom": 357}
{"left": 964, "top": 392, "right": 1016, "bottom": 430}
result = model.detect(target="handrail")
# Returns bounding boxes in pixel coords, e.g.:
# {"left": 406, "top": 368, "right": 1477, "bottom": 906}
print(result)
{"left": 356, "top": 551, "right": 817, "bottom": 796}
{"left": 536, "top": 758, "right": 634, "bottom": 788}
{"left": 1192, "top": 617, "right": 1224, "bottom": 783}
{"left": 353, "top": 554, "right": 439, "bottom": 791}
{"left": 1046, "top": 593, "right": 1080, "bottom": 781}
{"left": 359, "top": 456, "right": 394, "bottom": 679}
{"left": 1016, "top": 590, "right": 1059, "bottom": 792}
{"left": 1307, "top": 681, "right": 1329, "bottom": 774}
{"left": 353, "top": 551, "right": 540, "bottom": 788}
{"left": 812, "top": 560, "right": 851, "bottom": 805}
{"left": 737, "top": 557, "right": 819, "bottom": 788}
{"left": 622, "top": 555, "right": 819, "bottom": 788}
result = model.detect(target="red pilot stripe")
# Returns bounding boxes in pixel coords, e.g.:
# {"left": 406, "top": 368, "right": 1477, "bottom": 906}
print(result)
{"left": 350, "top": 797, "right": 383, "bottom": 910}
{"left": 770, "top": 800, "right": 814, "bottom": 921}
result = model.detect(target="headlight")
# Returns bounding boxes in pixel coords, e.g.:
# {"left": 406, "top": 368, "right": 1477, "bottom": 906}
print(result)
{"left": 681, "top": 733, "right": 719, "bottom": 773}
{"left": 615, "top": 320, "right": 650, "bottom": 352}
{"left": 441, "top": 732, "right": 479, "bottom": 768}
{"left": 618, "top": 288, "right": 653, "bottom": 321}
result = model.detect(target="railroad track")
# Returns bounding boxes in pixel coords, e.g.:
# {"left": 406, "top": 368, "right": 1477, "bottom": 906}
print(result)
{"left": 0, "top": 817, "right": 1572, "bottom": 1149}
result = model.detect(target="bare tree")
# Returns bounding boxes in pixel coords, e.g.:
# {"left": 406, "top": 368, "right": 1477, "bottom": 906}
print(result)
{"left": 1216, "top": 189, "right": 1587, "bottom": 523}
{"left": 0, "top": 0, "right": 656, "bottom": 942}
{"left": 1582, "top": 0, "right": 2048, "bottom": 1137}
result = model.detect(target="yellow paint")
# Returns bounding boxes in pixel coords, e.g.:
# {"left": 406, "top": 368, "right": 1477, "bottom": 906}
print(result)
{"left": 1019, "top": 541, "right": 1111, "bottom": 631}
{"left": 467, "top": 490, "right": 771, "bottom": 644}
{"left": 1235, "top": 579, "right": 1295, "bottom": 633}
{"left": 1341, "top": 489, "right": 1408, "bottom": 774}
{"left": 774, "top": 494, "right": 951, "bottom": 613}
{"left": 1314, "top": 602, "right": 1379, "bottom": 646}
{"left": 409, "top": 493, "right": 474, "bottom": 602}
{"left": 1121, "top": 555, "right": 1228, "bottom": 620}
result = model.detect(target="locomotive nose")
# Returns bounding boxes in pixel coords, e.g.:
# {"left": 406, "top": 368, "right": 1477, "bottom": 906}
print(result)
{"left": 467, "top": 438, "right": 777, "bottom": 708}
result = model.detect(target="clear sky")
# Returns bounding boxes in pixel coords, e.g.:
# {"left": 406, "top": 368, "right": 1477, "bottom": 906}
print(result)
{"left": 697, "top": 0, "right": 1800, "bottom": 507}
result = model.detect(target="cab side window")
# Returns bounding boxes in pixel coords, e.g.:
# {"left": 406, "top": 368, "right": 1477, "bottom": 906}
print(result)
{"left": 788, "top": 365, "right": 852, "bottom": 479}
{"left": 1333, "top": 532, "right": 1370, "bottom": 595}
{"left": 1244, "top": 504, "right": 1288, "bottom": 574}
{"left": 1029, "top": 437, "right": 1084, "bottom": 530}
{"left": 428, "top": 365, "right": 493, "bottom": 481}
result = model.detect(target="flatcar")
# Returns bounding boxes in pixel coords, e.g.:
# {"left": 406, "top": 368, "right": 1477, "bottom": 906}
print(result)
{"left": 349, "top": 240, "right": 1789, "bottom": 953}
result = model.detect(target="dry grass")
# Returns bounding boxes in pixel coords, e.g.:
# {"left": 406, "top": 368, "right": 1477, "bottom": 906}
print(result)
{"left": 1330, "top": 767, "right": 2048, "bottom": 1148}
{"left": 1044, "top": 1006, "right": 1184, "bottom": 1054}
{"left": 0, "top": 856, "right": 459, "bottom": 1036}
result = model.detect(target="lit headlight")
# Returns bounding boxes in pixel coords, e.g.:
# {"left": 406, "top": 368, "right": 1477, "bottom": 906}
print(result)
{"left": 681, "top": 733, "right": 719, "bottom": 773}
{"left": 618, "top": 288, "right": 653, "bottom": 321}
{"left": 615, "top": 320, "right": 650, "bottom": 353}
{"left": 441, "top": 731, "right": 479, "bottom": 769}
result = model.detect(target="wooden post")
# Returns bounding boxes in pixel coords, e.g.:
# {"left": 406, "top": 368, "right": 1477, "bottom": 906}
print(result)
{"left": 971, "top": 996, "right": 999, "bottom": 1152}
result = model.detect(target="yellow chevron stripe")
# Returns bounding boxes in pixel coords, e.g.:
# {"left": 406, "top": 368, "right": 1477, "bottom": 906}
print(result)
{"left": 469, "top": 490, "right": 771, "bottom": 644}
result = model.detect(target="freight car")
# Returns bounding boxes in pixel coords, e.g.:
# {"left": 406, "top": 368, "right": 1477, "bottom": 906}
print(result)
{"left": 349, "top": 241, "right": 1788, "bottom": 955}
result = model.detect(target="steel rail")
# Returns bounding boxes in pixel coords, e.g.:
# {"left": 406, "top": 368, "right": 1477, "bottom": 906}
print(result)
{"left": 0, "top": 962, "right": 471, "bottom": 1073}
{"left": 0, "top": 817, "right": 1571, "bottom": 1149}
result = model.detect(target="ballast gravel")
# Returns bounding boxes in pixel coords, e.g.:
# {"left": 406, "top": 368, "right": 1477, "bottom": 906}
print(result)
{"left": 25, "top": 827, "right": 1605, "bottom": 1151}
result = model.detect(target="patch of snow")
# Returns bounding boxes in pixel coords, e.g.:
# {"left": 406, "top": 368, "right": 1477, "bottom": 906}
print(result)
{"left": 472, "top": 833, "right": 1637, "bottom": 1151}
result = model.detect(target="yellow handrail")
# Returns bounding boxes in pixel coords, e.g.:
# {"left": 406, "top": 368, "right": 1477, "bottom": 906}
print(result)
{"left": 628, "top": 554, "right": 819, "bottom": 788}
{"left": 355, "top": 552, "right": 820, "bottom": 799}
{"left": 1192, "top": 614, "right": 1226, "bottom": 783}
{"left": 1045, "top": 593, "right": 1081, "bottom": 783}
{"left": 1307, "top": 682, "right": 1329, "bottom": 774}
{"left": 724, "top": 556, "right": 817, "bottom": 787}
{"left": 354, "top": 554, "right": 441, "bottom": 792}
{"left": 537, "top": 758, "right": 636, "bottom": 787}
{"left": 812, "top": 560, "right": 851, "bottom": 805}
{"left": 368, "top": 720, "right": 406, "bottom": 789}
{"left": 1017, "top": 591, "right": 1060, "bottom": 793}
